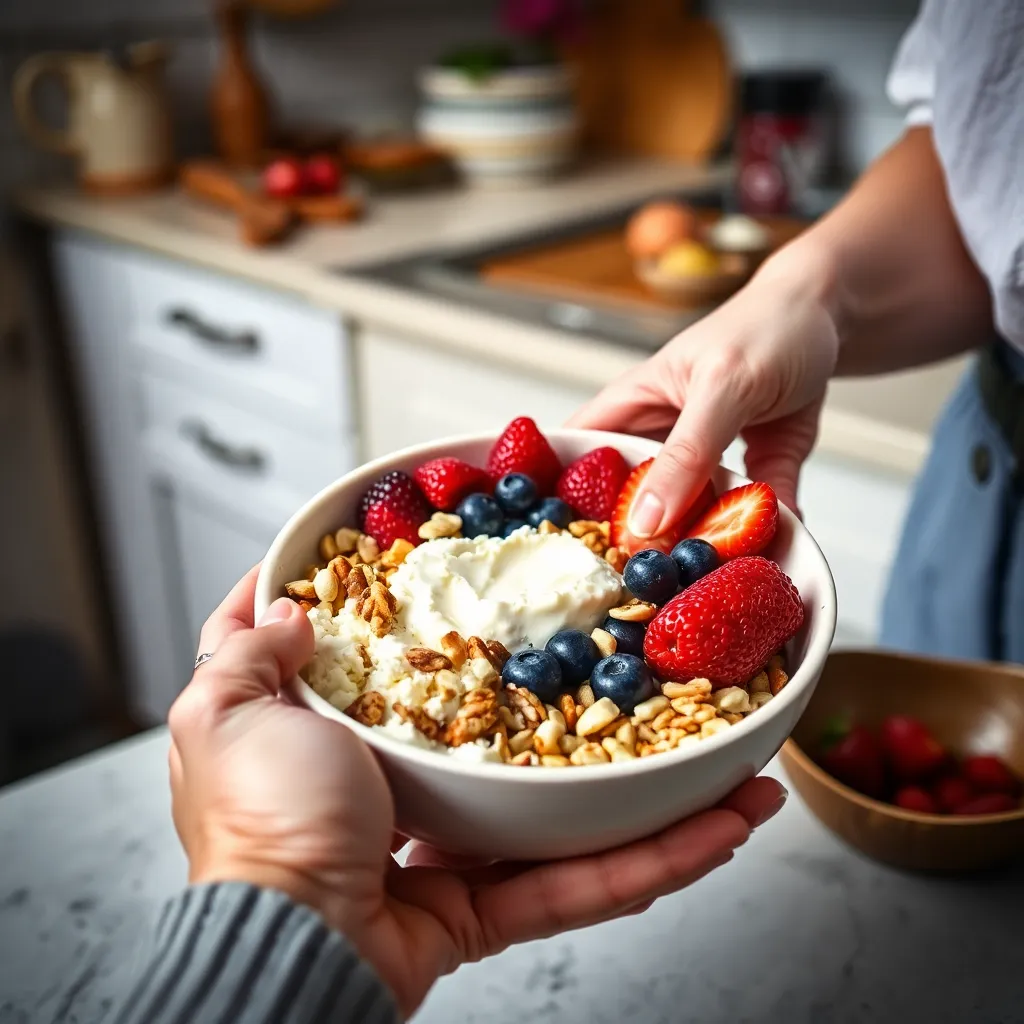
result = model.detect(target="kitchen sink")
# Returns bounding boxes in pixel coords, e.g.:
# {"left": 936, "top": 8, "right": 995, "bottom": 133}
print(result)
{"left": 340, "top": 190, "right": 729, "bottom": 351}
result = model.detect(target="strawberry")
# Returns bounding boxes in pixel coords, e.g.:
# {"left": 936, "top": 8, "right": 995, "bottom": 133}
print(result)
{"left": 555, "top": 447, "right": 630, "bottom": 521}
{"left": 879, "top": 716, "right": 948, "bottom": 783}
{"left": 363, "top": 500, "right": 423, "bottom": 548}
{"left": 357, "top": 470, "right": 429, "bottom": 530}
{"left": 818, "top": 719, "right": 887, "bottom": 799}
{"left": 894, "top": 785, "right": 939, "bottom": 814}
{"left": 960, "top": 755, "right": 1022, "bottom": 796}
{"left": 685, "top": 481, "right": 779, "bottom": 559}
{"left": 486, "top": 417, "right": 562, "bottom": 494}
{"left": 953, "top": 793, "right": 1019, "bottom": 816}
{"left": 642, "top": 555, "right": 804, "bottom": 685}
{"left": 414, "top": 457, "right": 489, "bottom": 512}
{"left": 610, "top": 458, "right": 715, "bottom": 556}
{"left": 932, "top": 774, "right": 975, "bottom": 813}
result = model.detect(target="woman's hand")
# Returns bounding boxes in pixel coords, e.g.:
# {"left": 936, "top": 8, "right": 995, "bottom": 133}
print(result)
{"left": 169, "top": 566, "right": 786, "bottom": 1018}
{"left": 570, "top": 251, "right": 840, "bottom": 528}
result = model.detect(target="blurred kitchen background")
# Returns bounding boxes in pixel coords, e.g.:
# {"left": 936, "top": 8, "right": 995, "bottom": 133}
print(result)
{"left": 0, "top": 0, "right": 963, "bottom": 785}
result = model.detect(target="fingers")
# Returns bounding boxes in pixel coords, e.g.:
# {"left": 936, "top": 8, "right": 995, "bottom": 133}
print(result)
{"left": 197, "top": 563, "right": 262, "bottom": 655}
{"left": 473, "top": 805, "right": 751, "bottom": 950}
{"left": 742, "top": 402, "right": 822, "bottom": 515}
{"left": 169, "top": 598, "right": 314, "bottom": 743}
{"left": 627, "top": 372, "right": 753, "bottom": 538}
{"left": 717, "top": 776, "right": 788, "bottom": 829}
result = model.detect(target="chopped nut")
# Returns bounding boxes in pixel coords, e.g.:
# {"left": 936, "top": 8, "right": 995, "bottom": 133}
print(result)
{"left": 485, "top": 640, "right": 511, "bottom": 670}
{"left": 493, "top": 729, "right": 511, "bottom": 762}
{"left": 749, "top": 691, "right": 773, "bottom": 710}
{"left": 468, "top": 636, "right": 505, "bottom": 671}
{"left": 285, "top": 579, "right": 317, "bottom": 601}
{"left": 570, "top": 742, "right": 611, "bottom": 766}
{"left": 303, "top": 564, "right": 321, "bottom": 582}
{"left": 607, "top": 599, "right": 657, "bottom": 623}
{"left": 508, "top": 728, "right": 536, "bottom": 755}
{"left": 345, "top": 691, "right": 385, "bottom": 726}
{"left": 392, "top": 702, "right": 443, "bottom": 742}
{"left": 616, "top": 720, "right": 637, "bottom": 751}
{"left": 723, "top": 712, "right": 745, "bottom": 724}
{"left": 670, "top": 698, "right": 701, "bottom": 717}
{"left": 700, "top": 717, "right": 732, "bottom": 739}
{"left": 345, "top": 564, "right": 376, "bottom": 599}
{"left": 468, "top": 656, "right": 500, "bottom": 689}
{"left": 511, "top": 750, "right": 540, "bottom": 767}
{"left": 590, "top": 627, "right": 617, "bottom": 659}
{"left": 596, "top": 715, "right": 629, "bottom": 739}
{"left": 604, "top": 546, "right": 627, "bottom": 573}
{"left": 545, "top": 706, "right": 567, "bottom": 732}
{"left": 749, "top": 671, "right": 771, "bottom": 694}
{"left": 712, "top": 687, "right": 751, "bottom": 714}
{"left": 433, "top": 670, "right": 460, "bottom": 703}
{"left": 568, "top": 519, "right": 604, "bottom": 538}
{"left": 499, "top": 705, "right": 525, "bottom": 732}
{"left": 559, "top": 733, "right": 584, "bottom": 755}
{"left": 405, "top": 647, "right": 453, "bottom": 673}
{"left": 356, "top": 534, "right": 380, "bottom": 563}
{"left": 445, "top": 688, "right": 499, "bottom": 746}
{"left": 540, "top": 754, "right": 572, "bottom": 768}
{"left": 380, "top": 538, "right": 415, "bottom": 568}
{"left": 637, "top": 723, "right": 659, "bottom": 744}
{"left": 537, "top": 519, "right": 561, "bottom": 534}
{"left": 576, "top": 697, "right": 621, "bottom": 737}
{"left": 533, "top": 718, "right": 566, "bottom": 755}
{"left": 334, "top": 527, "right": 361, "bottom": 554}
{"left": 313, "top": 567, "right": 339, "bottom": 604}
{"left": 692, "top": 706, "right": 717, "bottom": 725}
{"left": 418, "top": 511, "right": 463, "bottom": 541}
{"left": 558, "top": 693, "right": 578, "bottom": 732}
{"left": 297, "top": 599, "right": 316, "bottom": 614}
{"left": 440, "top": 631, "right": 469, "bottom": 670}
{"left": 506, "top": 685, "right": 547, "bottom": 724}
{"left": 355, "top": 580, "right": 396, "bottom": 637}
{"left": 768, "top": 655, "right": 789, "bottom": 695}
{"left": 576, "top": 683, "right": 596, "bottom": 708}
{"left": 633, "top": 694, "right": 670, "bottom": 722}
{"left": 662, "top": 679, "right": 713, "bottom": 701}
{"left": 602, "top": 737, "right": 636, "bottom": 762}
{"left": 651, "top": 708, "right": 676, "bottom": 732}
{"left": 319, "top": 533, "right": 340, "bottom": 561}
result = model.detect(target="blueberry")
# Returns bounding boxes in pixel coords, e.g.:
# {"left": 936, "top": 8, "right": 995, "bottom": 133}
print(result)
{"left": 501, "top": 648, "right": 564, "bottom": 704}
{"left": 670, "top": 538, "right": 720, "bottom": 589}
{"left": 545, "top": 629, "right": 600, "bottom": 686}
{"left": 590, "top": 654, "right": 655, "bottom": 713}
{"left": 456, "top": 493, "right": 504, "bottom": 537}
{"left": 623, "top": 549, "right": 679, "bottom": 605}
{"left": 494, "top": 473, "right": 537, "bottom": 515}
{"left": 601, "top": 617, "right": 647, "bottom": 658}
{"left": 501, "top": 518, "right": 529, "bottom": 538}
{"left": 527, "top": 497, "right": 573, "bottom": 529}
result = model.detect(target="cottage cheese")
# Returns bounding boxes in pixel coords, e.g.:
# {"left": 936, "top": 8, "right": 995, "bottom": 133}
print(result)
{"left": 302, "top": 527, "right": 623, "bottom": 758}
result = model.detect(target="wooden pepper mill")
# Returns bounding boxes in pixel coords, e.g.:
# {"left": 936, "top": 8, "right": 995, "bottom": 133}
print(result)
{"left": 210, "top": 0, "right": 270, "bottom": 167}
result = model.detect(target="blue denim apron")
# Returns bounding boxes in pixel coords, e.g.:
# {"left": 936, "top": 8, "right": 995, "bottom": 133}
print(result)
{"left": 880, "top": 342, "right": 1024, "bottom": 664}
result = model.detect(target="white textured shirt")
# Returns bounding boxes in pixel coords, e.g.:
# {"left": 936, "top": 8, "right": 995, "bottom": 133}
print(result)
{"left": 887, "top": 0, "right": 1024, "bottom": 350}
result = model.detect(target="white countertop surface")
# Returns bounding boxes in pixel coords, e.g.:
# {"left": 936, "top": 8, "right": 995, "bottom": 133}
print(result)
{"left": 1, "top": 727, "right": 1021, "bottom": 1023}
{"left": 15, "top": 164, "right": 963, "bottom": 477}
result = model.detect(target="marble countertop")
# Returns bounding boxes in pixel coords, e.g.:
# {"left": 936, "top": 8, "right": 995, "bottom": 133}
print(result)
{"left": 15, "top": 165, "right": 960, "bottom": 478}
{"left": 1, "top": 729, "right": 1021, "bottom": 1024}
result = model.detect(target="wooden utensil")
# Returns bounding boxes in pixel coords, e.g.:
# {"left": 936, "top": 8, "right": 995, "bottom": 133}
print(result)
{"left": 180, "top": 160, "right": 293, "bottom": 245}
{"left": 781, "top": 649, "right": 1024, "bottom": 874}
{"left": 566, "top": 0, "right": 732, "bottom": 163}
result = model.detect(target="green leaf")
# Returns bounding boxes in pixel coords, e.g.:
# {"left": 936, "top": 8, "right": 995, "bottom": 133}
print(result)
{"left": 819, "top": 714, "right": 851, "bottom": 752}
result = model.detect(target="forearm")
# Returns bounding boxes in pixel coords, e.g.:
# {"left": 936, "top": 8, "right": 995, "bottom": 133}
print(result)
{"left": 761, "top": 127, "right": 993, "bottom": 376}
{"left": 114, "top": 883, "right": 401, "bottom": 1024}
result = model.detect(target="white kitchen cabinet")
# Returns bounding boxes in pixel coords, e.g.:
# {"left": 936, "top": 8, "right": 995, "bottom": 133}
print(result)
{"left": 51, "top": 232, "right": 356, "bottom": 722}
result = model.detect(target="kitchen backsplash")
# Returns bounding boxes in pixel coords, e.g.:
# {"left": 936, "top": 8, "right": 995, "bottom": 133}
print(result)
{"left": 0, "top": 0, "right": 921, "bottom": 203}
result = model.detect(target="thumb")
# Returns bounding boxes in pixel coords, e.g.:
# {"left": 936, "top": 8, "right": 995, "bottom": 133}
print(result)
{"left": 627, "top": 385, "right": 748, "bottom": 539}
{"left": 198, "top": 598, "right": 315, "bottom": 711}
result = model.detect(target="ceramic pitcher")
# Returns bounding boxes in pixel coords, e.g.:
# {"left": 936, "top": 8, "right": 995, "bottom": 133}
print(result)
{"left": 13, "top": 42, "right": 174, "bottom": 194}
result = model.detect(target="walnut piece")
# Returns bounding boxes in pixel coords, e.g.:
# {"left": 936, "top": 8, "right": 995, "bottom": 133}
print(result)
{"left": 405, "top": 647, "right": 453, "bottom": 673}
{"left": 345, "top": 691, "right": 385, "bottom": 726}
{"left": 392, "top": 702, "right": 443, "bottom": 742}
{"left": 355, "top": 580, "right": 396, "bottom": 637}
{"left": 445, "top": 688, "right": 499, "bottom": 746}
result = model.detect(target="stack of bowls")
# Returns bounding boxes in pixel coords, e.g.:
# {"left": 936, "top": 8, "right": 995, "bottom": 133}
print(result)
{"left": 416, "top": 63, "right": 578, "bottom": 187}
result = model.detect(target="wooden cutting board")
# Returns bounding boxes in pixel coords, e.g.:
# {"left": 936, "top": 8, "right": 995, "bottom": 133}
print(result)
{"left": 480, "top": 212, "right": 807, "bottom": 312}
{"left": 566, "top": 0, "right": 732, "bottom": 163}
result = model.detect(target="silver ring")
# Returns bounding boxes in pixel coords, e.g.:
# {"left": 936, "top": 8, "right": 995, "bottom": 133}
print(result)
{"left": 194, "top": 652, "right": 215, "bottom": 670}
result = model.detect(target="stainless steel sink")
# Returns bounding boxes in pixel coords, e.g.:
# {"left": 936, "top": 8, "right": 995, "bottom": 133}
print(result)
{"left": 339, "top": 190, "right": 727, "bottom": 351}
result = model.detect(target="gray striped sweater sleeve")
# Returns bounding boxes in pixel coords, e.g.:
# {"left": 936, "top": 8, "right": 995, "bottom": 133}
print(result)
{"left": 114, "top": 883, "right": 402, "bottom": 1024}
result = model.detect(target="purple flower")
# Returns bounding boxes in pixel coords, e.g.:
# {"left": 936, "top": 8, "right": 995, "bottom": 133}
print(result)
{"left": 501, "top": 0, "right": 584, "bottom": 44}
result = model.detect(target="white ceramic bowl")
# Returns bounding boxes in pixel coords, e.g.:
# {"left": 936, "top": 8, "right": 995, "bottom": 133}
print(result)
{"left": 255, "top": 430, "right": 837, "bottom": 860}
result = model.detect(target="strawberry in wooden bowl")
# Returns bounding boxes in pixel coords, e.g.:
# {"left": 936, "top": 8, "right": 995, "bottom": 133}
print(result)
{"left": 255, "top": 420, "right": 836, "bottom": 860}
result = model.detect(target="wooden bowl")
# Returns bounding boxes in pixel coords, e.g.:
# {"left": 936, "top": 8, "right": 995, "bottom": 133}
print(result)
{"left": 781, "top": 649, "right": 1024, "bottom": 873}
{"left": 635, "top": 254, "right": 750, "bottom": 306}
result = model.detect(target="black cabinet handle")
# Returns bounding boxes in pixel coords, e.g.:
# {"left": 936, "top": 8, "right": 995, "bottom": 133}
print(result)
{"left": 165, "top": 307, "right": 259, "bottom": 354}
{"left": 181, "top": 420, "right": 266, "bottom": 474}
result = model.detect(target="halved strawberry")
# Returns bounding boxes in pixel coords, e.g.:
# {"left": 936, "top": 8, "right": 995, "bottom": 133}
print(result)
{"left": 556, "top": 447, "right": 630, "bottom": 522}
{"left": 414, "top": 457, "right": 489, "bottom": 512}
{"left": 610, "top": 458, "right": 715, "bottom": 556}
{"left": 685, "top": 481, "right": 778, "bottom": 559}
{"left": 486, "top": 417, "right": 562, "bottom": 494}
